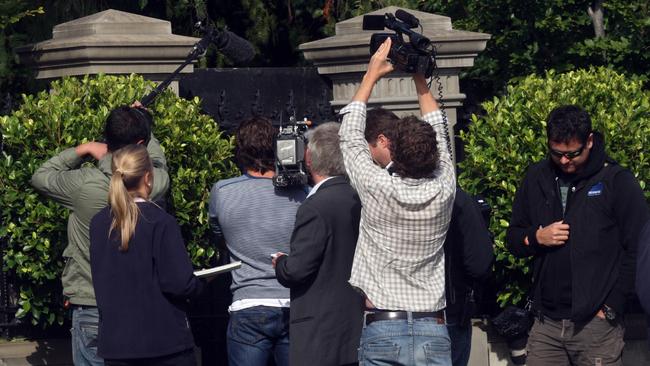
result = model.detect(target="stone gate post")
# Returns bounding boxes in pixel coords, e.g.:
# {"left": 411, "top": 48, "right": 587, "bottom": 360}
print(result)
{"left": 16, "top": 9, "right": 200, "bottom": 95}
{"left": 299, "top": 6, "right": 490, "bottom": 156}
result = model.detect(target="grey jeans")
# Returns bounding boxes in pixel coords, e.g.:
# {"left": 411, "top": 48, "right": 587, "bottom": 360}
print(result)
{"left": 527, "top": 315, "right": 625, "bottom": 366}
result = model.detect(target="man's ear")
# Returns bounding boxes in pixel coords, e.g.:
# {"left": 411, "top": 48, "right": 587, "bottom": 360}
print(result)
{"left": 305, "top": 148, "right": 313, "bottom": 169}
{"left": 586, "top": 133, "right": 594, "bottom": 150}
{"left": 136, "top": 139, "right": 145, "bottom": 145}
{"left": 377, "top": 134, "right": 389, "bottom": 148}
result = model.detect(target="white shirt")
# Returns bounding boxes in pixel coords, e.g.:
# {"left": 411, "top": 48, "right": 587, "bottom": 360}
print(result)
{"left": 306, "top": 176, "right": 336, "bottom": 199}
{"left": 229, "top": 298, "right": 290, "bottom": 312}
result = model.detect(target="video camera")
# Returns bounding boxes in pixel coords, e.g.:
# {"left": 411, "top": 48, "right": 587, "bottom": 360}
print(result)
{"left": 273, "top": 117, "right": 311, "bottom": 188}
{"left": 362, "top": 10, "right": 435, "bottom": 78}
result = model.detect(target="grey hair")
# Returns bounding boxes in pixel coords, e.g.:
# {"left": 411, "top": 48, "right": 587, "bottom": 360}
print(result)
{"left": 307, "top": 122, "right": 345, "bottom": 177}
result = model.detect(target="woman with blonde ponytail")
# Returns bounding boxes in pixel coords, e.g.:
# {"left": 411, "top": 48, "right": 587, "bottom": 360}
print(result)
{"left": 90, "top": 144, "right": 204, "bottom": 366}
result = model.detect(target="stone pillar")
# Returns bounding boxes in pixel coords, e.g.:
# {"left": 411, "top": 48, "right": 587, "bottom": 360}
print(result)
{"left": 299, "top": 6, "right": 490, "bottom": 154}
{"left": 16, "top": 9, "right": 201, "bottom": 95}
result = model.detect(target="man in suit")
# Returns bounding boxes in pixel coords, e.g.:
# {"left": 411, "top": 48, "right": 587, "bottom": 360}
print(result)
{"left": 273, "top": 122, "right": 364, "bottom": 366}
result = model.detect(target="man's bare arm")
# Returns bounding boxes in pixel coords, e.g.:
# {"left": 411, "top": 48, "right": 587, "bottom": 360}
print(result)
{"left": 352, "top": 38, "right": 394, "bottom": 103}
{"left": 413, "top": 74, "right": 439, "bottom": 116}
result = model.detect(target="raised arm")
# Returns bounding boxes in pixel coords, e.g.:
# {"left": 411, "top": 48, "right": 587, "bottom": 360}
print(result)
{"left": 413, "top": 74, "right": 439, "bottom": 116}
{"left": 351, "top": 38, "right": 395, "bottom": 104}
{"left": 413, "top": 72, "right": 455, "bottom": 190}
{"left": 339, "top": 38, "right": 394, "bottom": 191}
{"left": 30, "top": 142, "right": 107, "bottom": 209}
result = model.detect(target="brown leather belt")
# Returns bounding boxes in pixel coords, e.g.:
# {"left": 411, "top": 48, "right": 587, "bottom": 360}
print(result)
{"left": 364, "top": 310, "right": 446, "bottom": 326}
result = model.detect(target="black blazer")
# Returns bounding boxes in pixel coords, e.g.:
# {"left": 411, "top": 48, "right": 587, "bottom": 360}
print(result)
{"left": 444, "top": 188, "right": 494, "bottom": 324}
{"left": 275, "top": 176, "right": 363, "bottom": 366}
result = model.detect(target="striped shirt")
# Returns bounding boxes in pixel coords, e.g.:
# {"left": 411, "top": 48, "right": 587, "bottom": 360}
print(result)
{"left": 209, "top": 175, "right": 307, "bottom": 303}
{"left": 339, "top": 101, "right": 456, "bottom": 312}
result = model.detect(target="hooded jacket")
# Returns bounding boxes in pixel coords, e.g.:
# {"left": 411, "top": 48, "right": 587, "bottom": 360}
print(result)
{"left": 30, "top": 136, "right": 169, "bottom": 306}
{"left": 506, "top": 133, "right": 649, "bottom": 321}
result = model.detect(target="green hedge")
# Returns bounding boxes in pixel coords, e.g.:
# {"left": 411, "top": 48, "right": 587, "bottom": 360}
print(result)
{"left": 0, "top": 74, "right": 238, "bottom": 326}
{"left": 459, "top": 67, "right": 650, "bottom": 307}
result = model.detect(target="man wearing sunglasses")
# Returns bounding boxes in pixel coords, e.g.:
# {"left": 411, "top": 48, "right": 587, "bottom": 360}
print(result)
{"left": 506, "top": 105, "right": 649, "bottom": 366}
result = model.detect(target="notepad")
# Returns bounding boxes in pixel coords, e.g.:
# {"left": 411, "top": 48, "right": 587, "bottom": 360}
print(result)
{"left": 193, "top": 261, "right": 242, "bottom": 278}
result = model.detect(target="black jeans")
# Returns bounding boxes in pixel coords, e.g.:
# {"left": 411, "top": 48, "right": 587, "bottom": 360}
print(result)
{"left": 104, "top": 348, "right": 196, "bottom": 366}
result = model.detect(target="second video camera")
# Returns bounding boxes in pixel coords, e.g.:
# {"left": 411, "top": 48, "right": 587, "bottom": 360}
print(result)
{"left": 362, "top": 10, "right": 435, "bottom": 78}
{"left": 273, "top": 117, "right": 311, "bottom": 188}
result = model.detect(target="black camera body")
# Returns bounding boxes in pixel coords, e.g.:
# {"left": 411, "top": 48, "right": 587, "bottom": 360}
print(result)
{"left": 273, "top": 117, "right": 310, "bottom": 188}
{"left": 363, "top": 10, "right": 435, "bottom": 78}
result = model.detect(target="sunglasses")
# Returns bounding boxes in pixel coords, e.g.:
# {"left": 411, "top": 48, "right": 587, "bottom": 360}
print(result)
{"left": 549, "top": 145, "right": 585, "bottom": 160}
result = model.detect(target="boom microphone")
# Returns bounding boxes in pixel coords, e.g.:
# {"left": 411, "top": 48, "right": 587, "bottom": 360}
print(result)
{"left": 212, "top": 30, "right": 255, "bottom": 64}
{"left": 395, "top": 9, "right": 419, "bottom": 29}
{"left": 140, "top": 24, "right": 256, "bottom": 107}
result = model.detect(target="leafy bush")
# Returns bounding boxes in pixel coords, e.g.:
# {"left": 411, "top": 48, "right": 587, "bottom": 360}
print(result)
{"left": 459, "top": 67, "right": 650, "bottom": 307}
{"left": 0, "top": 74, "right": 238, "bottom": 326}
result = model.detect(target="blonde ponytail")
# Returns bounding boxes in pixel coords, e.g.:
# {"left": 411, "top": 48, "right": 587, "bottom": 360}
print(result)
{"left": 108, "top": 144, "right": 153, "bottom": 251}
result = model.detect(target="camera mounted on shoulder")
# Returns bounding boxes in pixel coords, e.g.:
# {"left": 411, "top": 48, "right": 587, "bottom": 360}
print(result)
{"left": 273, "top": 116, "right": 311, "bottom": 188}
{"left": 363, "top": 10, "right": 436, "bottom": 78}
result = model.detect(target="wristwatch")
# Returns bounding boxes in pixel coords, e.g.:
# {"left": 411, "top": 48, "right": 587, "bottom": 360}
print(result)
{"left": 601, "top": 304, "right": 616, "bottom": 321}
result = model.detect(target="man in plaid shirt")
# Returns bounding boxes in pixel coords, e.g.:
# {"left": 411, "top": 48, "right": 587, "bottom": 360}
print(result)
{"left": 339, "top": 38, "right": 456, "bottom": 365}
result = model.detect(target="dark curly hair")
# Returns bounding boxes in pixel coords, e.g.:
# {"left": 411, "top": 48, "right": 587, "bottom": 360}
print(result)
{"left": 546, "top": 105, "right": 592, "bottom": 144}
{"left": 235, "top": 116, "right": 276, "bottom": 174}
{"left": 389, "top": 116, "right": 439, "bottom": 179}
{"left": 365, "top": 108, "right": 399, "bottom": 143}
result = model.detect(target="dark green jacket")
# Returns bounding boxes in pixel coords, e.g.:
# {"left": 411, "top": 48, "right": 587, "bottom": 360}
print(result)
{"left": 31, "top": 136, "right": 170, "bottom": 305}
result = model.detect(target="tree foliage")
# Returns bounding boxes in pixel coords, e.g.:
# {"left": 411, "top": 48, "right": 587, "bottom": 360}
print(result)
{"left": 2, "top": 1, "right": 650, "bottom": 112}
{"left": 422, "top": 0, "right": 650, "bottom": 97}
{"left": 0, "top": 1, "right": 43, "bottom": 114}
{"left": 0, "top": 74, "right": 237, "bottom": 326}
{"left": 458, "top": 67, "right": 650, "bottom": 307}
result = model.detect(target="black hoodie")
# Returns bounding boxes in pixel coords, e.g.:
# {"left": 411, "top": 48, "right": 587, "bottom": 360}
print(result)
{"left": 507, "top": 133, "right": 649, "bottom": 321}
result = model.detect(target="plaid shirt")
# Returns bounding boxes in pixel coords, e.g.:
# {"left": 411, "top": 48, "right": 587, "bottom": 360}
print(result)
{"left": 339, "top": 101, "right": 456, "bottom": 311}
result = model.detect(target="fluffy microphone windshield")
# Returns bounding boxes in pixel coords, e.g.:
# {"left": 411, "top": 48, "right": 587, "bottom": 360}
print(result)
{"left": 216, "top": 31, "right": 255, "bottom": 64}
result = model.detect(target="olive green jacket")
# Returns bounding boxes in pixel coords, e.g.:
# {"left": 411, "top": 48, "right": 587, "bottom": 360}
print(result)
{"left": 30, "top": 136, "right": 170, "bottom": 306}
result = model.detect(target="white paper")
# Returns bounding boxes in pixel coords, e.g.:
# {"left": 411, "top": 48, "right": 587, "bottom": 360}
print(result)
{"left": 193, "top": 261, "right": 242, "bottom": 278}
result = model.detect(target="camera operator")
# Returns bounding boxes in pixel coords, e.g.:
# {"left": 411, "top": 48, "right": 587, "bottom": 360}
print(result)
{"left": 339, "top": 38, "right": 456, "bottom": 365}
{"left": 363, "top": 106, "right": 494, "bottom": 366}
{"left": 208, "top": 117, "right": 307, "bottom": 366}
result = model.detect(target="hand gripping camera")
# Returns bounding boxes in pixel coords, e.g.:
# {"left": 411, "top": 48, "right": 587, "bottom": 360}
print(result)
{"left": 362, "top": 10, "right": 435, "bottom": 78}
{"left": 273, "top": 117, "right": 311, "bottom": 188}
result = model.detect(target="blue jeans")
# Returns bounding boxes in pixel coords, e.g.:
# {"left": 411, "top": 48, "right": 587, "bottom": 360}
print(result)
{"left": 71, "top": 306, "right": 104, "bottom": 366}
{"left": 359, "top": 314, "right": 452, "bottom": 366}
{"left": 447, "top": 323, "right": 472, "bottom": 366}
{"left": 227, "top": 306, "right": 289, "bottom": 366}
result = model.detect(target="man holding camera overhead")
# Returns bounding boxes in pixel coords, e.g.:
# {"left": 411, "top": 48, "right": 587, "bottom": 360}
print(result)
{"left": 339, "top": 37, "right": 455, "bottom": 365}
